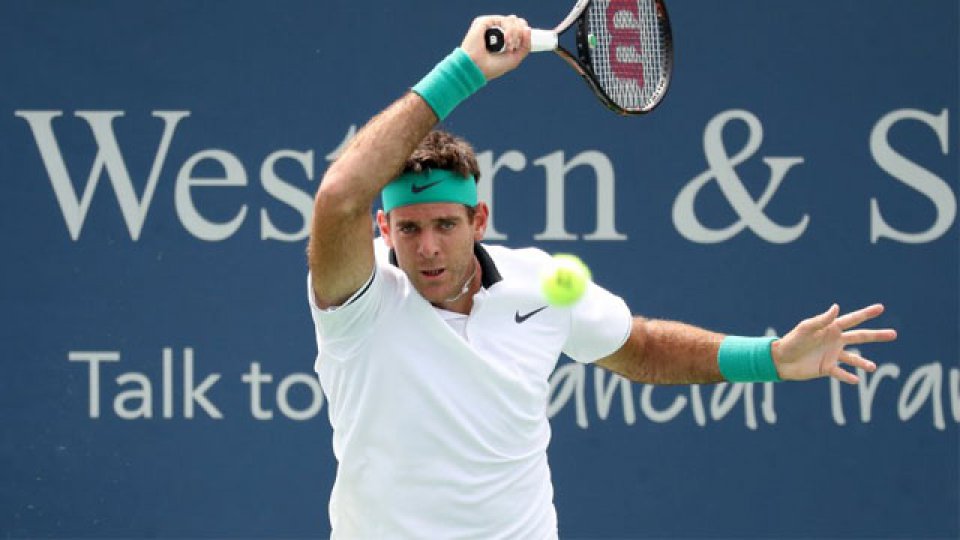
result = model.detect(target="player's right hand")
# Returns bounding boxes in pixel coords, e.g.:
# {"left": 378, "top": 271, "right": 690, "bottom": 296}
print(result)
{"left": 461, "top": 15, "right": 530, "bottom": 81}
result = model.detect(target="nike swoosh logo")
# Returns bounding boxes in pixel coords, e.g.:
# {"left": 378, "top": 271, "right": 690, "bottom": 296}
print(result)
{"left": 411, "top": 180, "right": 441, "bottom": 193}
{"left": 515, "top": 306, "right": 548, "bottom": 324}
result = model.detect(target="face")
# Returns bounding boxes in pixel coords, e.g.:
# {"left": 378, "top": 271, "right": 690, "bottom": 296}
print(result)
{"left": 378, "top": 202, "right": 488, "bottom": 306}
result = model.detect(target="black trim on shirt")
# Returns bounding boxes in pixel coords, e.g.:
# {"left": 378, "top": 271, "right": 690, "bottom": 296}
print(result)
{"left": 388, "top": 242, "right": 503, "bottom": 288}
{"left": 344, "top": 269, "right": 376, "bottom": 307}
{"left": 473, "top": 243, "right": 502, "bottom": 287}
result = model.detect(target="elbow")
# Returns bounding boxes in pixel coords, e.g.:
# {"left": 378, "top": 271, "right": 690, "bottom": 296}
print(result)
{"left": 598, "top": 318, "right": 653, "bottom": 383}
{"left": 314, "top": 170, "right": 368, "bottom": 220}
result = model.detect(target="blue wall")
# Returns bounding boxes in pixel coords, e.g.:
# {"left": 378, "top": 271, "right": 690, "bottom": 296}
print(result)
{"left": 1, "top": 1, "right": 957, "bottom": 538}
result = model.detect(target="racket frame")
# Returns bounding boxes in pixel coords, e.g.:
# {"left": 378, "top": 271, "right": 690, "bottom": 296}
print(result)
{"left": 484, "top": 0, "right": 673, "bottom": 116}
{"left": 562, "top": 0, "right": 674, "bottom": 115}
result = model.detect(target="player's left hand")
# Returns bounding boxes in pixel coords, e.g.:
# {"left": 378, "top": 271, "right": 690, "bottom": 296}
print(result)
{"left": 772, "top": 303, "right": 897, "bottom": 384}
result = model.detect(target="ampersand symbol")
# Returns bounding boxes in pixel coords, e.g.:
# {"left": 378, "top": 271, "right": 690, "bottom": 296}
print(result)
{"left": 672, "top": 109, "right": 810, "bottom": 244}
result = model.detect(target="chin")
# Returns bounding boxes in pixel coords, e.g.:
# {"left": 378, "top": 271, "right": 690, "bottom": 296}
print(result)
{"left": 413, "top": 282, "right": 454, "bottom": 304}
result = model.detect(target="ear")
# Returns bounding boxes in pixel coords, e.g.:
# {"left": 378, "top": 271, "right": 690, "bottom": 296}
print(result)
{"left": 376, "top": 209, "right": 394, "bottom": 248}
{"left": 472, "top": 202, "right": 489, "bottom": 242}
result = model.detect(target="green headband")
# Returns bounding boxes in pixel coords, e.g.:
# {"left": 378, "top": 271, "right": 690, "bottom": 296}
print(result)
{"left": 381, "top": 169, "right": 478, "bottom": 212}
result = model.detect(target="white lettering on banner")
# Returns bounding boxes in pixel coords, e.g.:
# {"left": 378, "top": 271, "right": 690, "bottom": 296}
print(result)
{"left": 175, "top": 149, "right": 249, "bottom": 241}
{"left": 546, "top": 364, "right": 777, "bottom": 430}
{"left": 16, "top": 108, "right": 956, "bottom": 245}
{"left": 830, "top": 346, "right": 896, "bottom": 426}
{"left": 242, "top": 361, "right": 275, "bottom": 420}
{"left": 260, "top": 150, "right": 315, "bottom": 241}
{"left": 241, "top": 362, "right": 325, "bottom": 421}
{"left": 476, "top": 150, "right": 526, "bottom": 241}
{"left": 898, "top": 363, "right": 946, "bottom": 430}
{"left": 477, "top": 149, "right": 627, "bottom": 241}
{"left": 69, "top": 348, "right": 223, "bottom": 419}
{"left": 532, "top": 151, "right": 627, "bottom": 241}
{"left": 68, "top": 351, "right": 120, "bottom": 418}
{"left": 859, "top": 358, "right": 901, "bottom": 423}
{"left": 869, "top": 108, "right": 955, "bottom": 244}
{"left": 673, "top": 109, "right": 809, "bottom": 244}
{"left": 829, "top": 363, "right": 958, "bottom": 432}
{"left": 276, "top": 373, "right": 324, "bottom": 421}
{"left": 114, "top": 372, "right": 153, "bottom": 419}
{"left": 546, "top": 362, "right": 957, "bottom": 431}
{"left": 595, "top": 368, "right": 636, "bottom": 424}
{"left": 183, "top": 348, "right": 222, "bottom": 419}
{"left": 15, "top": 112, "right": 627, "bottom": 243}
{"left": 13, "top": 110, "right": 318, "bottom": 242}
{"left": 951, "top": 368, "right": 960, "bottom": 423}
{"left": 67, "top": 348, "right": 957, "bottom": 429}
{"left": 14, "top": 110, "right": 189, "bottom": 241}
{"left": 640, "top": 384, "right": 685, "bottom": 423}
{"left": 546, "top": 362, "right": 588, "bottom": 428}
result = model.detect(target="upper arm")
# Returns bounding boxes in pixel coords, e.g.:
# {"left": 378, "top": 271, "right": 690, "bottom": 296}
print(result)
{"left": 308, "top": 174, "right": 376, "bottom": 309}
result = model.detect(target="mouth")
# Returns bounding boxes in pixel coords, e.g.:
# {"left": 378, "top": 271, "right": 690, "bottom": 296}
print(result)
{"left": 421, "top": 268, "right": 445, "bottom": 279}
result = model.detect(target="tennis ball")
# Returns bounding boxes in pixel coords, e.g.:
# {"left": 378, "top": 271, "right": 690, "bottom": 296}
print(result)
{"left": 540, "top": 253, "right": 592, "bottom": 307}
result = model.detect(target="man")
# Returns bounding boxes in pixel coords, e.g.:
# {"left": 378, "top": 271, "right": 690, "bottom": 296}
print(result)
{"left": 307, "top": 15, "right": 896, "bottom": 539}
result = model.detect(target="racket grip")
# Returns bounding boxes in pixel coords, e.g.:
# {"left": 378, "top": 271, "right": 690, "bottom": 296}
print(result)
{"left": 530, "top": 29, "right": 558, "bottom": 52}
{"left": 484, "top": 27, "right": 557, "bottom": 54}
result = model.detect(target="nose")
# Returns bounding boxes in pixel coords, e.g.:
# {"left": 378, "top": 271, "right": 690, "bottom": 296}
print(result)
{"left": 417, "top": 230, "right": 440, "bottom": 259}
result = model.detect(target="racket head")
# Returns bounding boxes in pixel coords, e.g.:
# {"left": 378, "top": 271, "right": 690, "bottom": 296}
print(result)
{"left": 562, "top": 0, "right": 673, "bottom": 115}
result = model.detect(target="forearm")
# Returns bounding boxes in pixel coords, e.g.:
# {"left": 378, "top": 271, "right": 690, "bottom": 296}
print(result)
{"left": 318, "top": 92, "right": 437, "bottom": 212}
{"left": 597, "top": 318, "right": 725, "bottom": 385}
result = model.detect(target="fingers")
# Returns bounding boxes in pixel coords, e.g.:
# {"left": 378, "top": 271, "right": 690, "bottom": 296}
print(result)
{"left": 827, "top": 363, "right": 860, "bottom": 385}
{"left": 835, "top": 303, "right": 885, "bottom": 330}
{"left": 500, "top": 15, "right": 530, "bottom": 54}
{"left": 828, "top": 350, "right": 881, "bottom": 385}
{"left": 474, "top": 14, "right": 528, "bottom": 53}
{"left": 802, "top": 303, "right": 839, "bottom": 331}
{"left": 838, "top": 349, "right": 877, "bottom": 372}
{"left": 842, "top": 328, "right": 898, "bottom": 346}
{"left": 462, "top": 14, "right": 531, "bottom": 81}
{"left": 498, "top": 16, "right": 527, "bottom": 52}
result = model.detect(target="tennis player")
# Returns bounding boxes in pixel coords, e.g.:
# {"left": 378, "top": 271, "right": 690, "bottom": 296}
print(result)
{"left": 307, "top": 16, "right": 896, "bottom": 539}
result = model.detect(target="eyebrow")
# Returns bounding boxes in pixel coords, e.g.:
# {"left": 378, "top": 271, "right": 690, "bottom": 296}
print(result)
{"left": 396, "top": 215, "right": 463, "bottom": 227}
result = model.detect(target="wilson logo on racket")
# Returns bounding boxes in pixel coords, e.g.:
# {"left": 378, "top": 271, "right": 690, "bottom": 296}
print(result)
{"left": 607, "top": 0, "right": 646, "bottom": 89}
{"left": 484, "top": 0, "right": 673, "bottom": 115}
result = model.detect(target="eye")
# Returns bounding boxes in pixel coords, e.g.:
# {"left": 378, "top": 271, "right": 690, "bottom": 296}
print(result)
{"left": 438, "top": 220, "right": 457, "bottom": 231}
{"left": 398, "top": 223, "right": 418, "bottom": 235}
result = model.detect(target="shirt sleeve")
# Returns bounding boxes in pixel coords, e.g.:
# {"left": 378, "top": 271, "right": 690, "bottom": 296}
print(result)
{"left": 307, "top": 263, "right": 395, "bottom": 363}
{"left": 562, "top": 281, "right": 632, "bottom": 364}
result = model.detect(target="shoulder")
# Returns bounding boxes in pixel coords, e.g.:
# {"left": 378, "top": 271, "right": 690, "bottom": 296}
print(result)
{"left": 482, "top": 243, "right": 551, "bottom": 280}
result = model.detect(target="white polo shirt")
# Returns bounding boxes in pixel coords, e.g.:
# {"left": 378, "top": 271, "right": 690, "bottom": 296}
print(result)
{"left": 308, "top": 239, "right": 632, "bottom": 539}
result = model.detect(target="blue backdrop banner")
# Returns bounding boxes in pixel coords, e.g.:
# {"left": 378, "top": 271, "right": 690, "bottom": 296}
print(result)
{"left": 1, "top": 1, "right": 957, "bottom": 538}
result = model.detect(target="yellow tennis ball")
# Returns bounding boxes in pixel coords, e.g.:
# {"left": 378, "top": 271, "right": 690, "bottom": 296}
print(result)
{"left": 540, "top": 253, "right": 592, "bottom": 307}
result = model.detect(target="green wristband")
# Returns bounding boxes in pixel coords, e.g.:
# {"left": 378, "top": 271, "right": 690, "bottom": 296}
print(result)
{"left": 718, "top": 336, "right": 781, "bottom": 383}
{"left": 412, "top": 48, "right": 486, "bottom": 121}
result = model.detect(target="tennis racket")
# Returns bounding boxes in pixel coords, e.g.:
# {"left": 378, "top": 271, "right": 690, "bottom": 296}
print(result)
{"left": 485, "top": 0, "right": 673, "bottom": 115}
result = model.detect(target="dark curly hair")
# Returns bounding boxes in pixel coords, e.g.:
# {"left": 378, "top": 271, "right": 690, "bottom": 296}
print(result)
{"left": 401, "top": 130, "right": 481, "bottom": 182}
